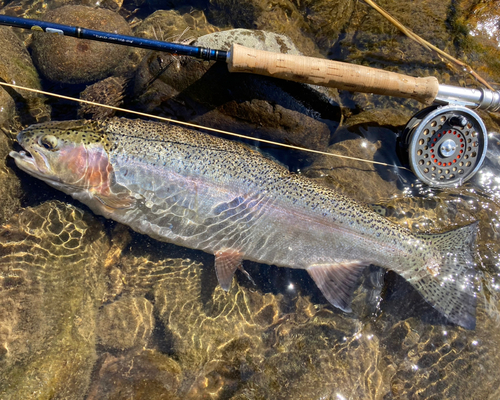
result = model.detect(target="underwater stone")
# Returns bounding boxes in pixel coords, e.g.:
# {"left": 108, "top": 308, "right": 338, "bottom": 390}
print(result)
{"left": 194, "top": 29, "right": 302, "bottom": 55}
{"left": 30, "top": 6, "right": 132, "bottom": 84}
{"left": 303, "top": 136, "right": 403, "bottom": 204}
{"left": 208, "top": 0, "right": 345, "bottom": 56}
{"left": 97, "top": 295, "right": 154, "bottom": 351}
{"left": 86, "top": 350, "right": 181, "bottom": 400}
{"left": 135, "top": 9, "right": 220, "bottom": 43}
{"left": 0, "top": 201, "right": 109, "bottom": 399}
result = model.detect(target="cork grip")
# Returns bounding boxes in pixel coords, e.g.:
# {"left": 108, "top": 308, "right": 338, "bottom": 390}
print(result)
{"left": 227, "top": 43, "right": 440, "bottom": 104}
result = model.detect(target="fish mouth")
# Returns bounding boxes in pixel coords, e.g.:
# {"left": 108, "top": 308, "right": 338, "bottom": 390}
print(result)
{"left": 10, "top": 148, "right": 37, "bottom": 171}
{"left": 9, "top": 147, "right": 58, "bottom": 182}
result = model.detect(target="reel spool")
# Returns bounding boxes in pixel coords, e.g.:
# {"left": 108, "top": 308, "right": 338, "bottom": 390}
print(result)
{"left": 397, "top": 105, "right": 488, "bottom": 187}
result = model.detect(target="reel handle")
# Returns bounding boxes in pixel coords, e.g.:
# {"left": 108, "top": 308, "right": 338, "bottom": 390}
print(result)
{"left": 228, "top": 43, "right": 440, "bottom": 104}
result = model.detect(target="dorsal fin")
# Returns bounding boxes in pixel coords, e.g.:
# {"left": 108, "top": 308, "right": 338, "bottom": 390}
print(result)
{"left": 307, "top": 262, "right": 367, "bottom": 312}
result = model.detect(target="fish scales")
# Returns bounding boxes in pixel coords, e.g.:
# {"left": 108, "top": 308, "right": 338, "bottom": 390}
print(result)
{"left": 9, "top": 118, "right": 479, "bottom": 329}
{"left": 105, "top": 119, "right": 409, "bottom": 270}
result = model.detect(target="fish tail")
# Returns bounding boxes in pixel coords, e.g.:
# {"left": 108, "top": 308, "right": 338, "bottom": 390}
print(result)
{"left": 411, "top": 221, "right": 479, "bottom": 329}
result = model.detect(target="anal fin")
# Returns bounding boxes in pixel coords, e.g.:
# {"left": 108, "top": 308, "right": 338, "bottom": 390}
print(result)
{"left": 215, "top": 249, "right": 244, "bottom": 291}
{"left": 307, "top": 262, "right": 367, "bottom": 312}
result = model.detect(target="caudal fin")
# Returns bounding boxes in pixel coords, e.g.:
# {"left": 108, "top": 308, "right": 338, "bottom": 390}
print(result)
{"left": 412, "top": 221, "right": 479, "bottom": 329}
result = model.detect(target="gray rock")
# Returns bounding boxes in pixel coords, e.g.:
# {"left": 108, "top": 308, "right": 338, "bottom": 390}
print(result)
{"left": 195, "top": 29, "right": 302, "bottom": 55}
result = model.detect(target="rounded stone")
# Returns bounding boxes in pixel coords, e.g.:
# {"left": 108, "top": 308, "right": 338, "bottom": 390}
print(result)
{"left": 30, "top": 6, "right": 132, "bottom": 84}
{"left": 97, "top": 295, "right": 154, "bottom": 351}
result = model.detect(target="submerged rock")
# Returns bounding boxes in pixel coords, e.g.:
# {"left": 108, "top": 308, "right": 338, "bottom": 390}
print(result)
{"left": 303, "top": 136, "right": 403, "bottom": 203}
{"left": 303, "top": 109, "right": 413, "bottom": 203}
{"left": 453, "top": 0, "right": 500, "bottom": 83}
{"left": 116, "top": 254, "right": 386, "bottom": 399}
{"left": 86, "top": 350, "right": 181, "bottom": 400}
{"left": 97, "top": 295, "right": 154, "bottom": 352}
{"left": 0, "top": 201, "right": 110, "bottom": 399}
{"left": 332, "top": 0, "right": 463, "bottom": 112}
{"left": 208, "top": 0, "right": 355, "bottom": 55}
{"left": 30, "top": 6, "right": 132, "bottom": 84}
{"left": 135, "top": 9, "right": 220, "bottom": 43}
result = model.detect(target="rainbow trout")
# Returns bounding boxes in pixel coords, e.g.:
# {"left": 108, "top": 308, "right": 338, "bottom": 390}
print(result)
{"left": 9, "top": 118, "right": 478, "bottom": 328}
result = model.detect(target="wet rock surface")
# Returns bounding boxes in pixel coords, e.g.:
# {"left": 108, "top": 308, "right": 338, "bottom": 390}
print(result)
{"left": 135, "top": 9, "right": 220, "bottom": 42}
{"left": 97, "top": 295, "right": 154, "bottom": 352}
{"left": 304, "top": 136, "right": 403, "bottom": 203}
{"left": 112, "top": 255, "right": 387, "bottom": 399}
{"left": 453, "top": 0, "right": 500, "bottom": 83}
{"left": 30, "top": 6, "right": 132, "bottom": 84}
{"left": 0, "top": 201, "right": 109, "bottom": 399}
{"left": 208, "top": 0, "right": 355, "bottom": 56}
{"left": 86, "top": 350, "right": 182, "bottom": 400}
{"left": 303, "top": 109, "right": 414, "bottom": 203}
{"left": 82, "top": 244, "right": 500, "bottom": 399}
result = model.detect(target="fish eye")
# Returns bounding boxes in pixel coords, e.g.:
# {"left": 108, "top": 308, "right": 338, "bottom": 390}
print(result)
{"left": 40, "top": 135, "right": 59, "bottom": 151}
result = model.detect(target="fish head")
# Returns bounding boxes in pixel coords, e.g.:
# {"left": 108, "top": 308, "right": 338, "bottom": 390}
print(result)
{"left": 9, "top": 120, "right": 112, "bottom": 193}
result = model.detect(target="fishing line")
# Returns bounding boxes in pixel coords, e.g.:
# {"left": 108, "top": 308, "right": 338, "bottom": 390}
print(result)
{"left": 0, "top": 80, "right": 410, "bottom": 171}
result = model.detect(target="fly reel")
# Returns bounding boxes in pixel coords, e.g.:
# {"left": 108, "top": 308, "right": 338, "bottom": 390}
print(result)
{"left": 397, "top": 105, "right": 488, "bottom": 187}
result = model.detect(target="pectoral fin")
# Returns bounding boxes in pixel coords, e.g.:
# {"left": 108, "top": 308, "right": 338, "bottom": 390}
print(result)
{"left": 308, "top": 262, "right": 367, "bottom": 312}
{"left": 214, "top": 249, "right": 244, "bottom": 291}
{"left": 94, "top": 192, "right": 136, "bottom": 210}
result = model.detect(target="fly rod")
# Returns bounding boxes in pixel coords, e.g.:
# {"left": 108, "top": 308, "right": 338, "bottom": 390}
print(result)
{"left": 0, "top": 14, "right": 495, "bottom": 187}
{"left": 0, "top": 14, "right": 498, "bottom": 110}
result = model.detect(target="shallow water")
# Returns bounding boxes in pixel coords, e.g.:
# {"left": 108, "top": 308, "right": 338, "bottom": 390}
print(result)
{"left": 1, "top": 0, "right": 500, "bottom": 399}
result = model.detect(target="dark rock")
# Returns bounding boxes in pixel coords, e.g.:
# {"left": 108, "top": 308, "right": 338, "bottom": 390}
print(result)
{"left": 2, "top": 0, "right": 124, "bottom": 19}
{"left": 303, "top": 136, "right": 403, "bottom": 203}
{"left": 331, "top": 0, "right": 473, "bottom": 112}
{"left": 303, "top": 109, "right": 414, "bottom": 203}
{"left": 0, "top": 25, "right": 51, "bottom": 223}
{"left": 78, "top": 76, "right": 127, "bottom": 119}
{"left": 30, "top": 5, "right": 132, "bottom": 84}
{"left": 127, "top": 9, "right": 222, "bottom": 86}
